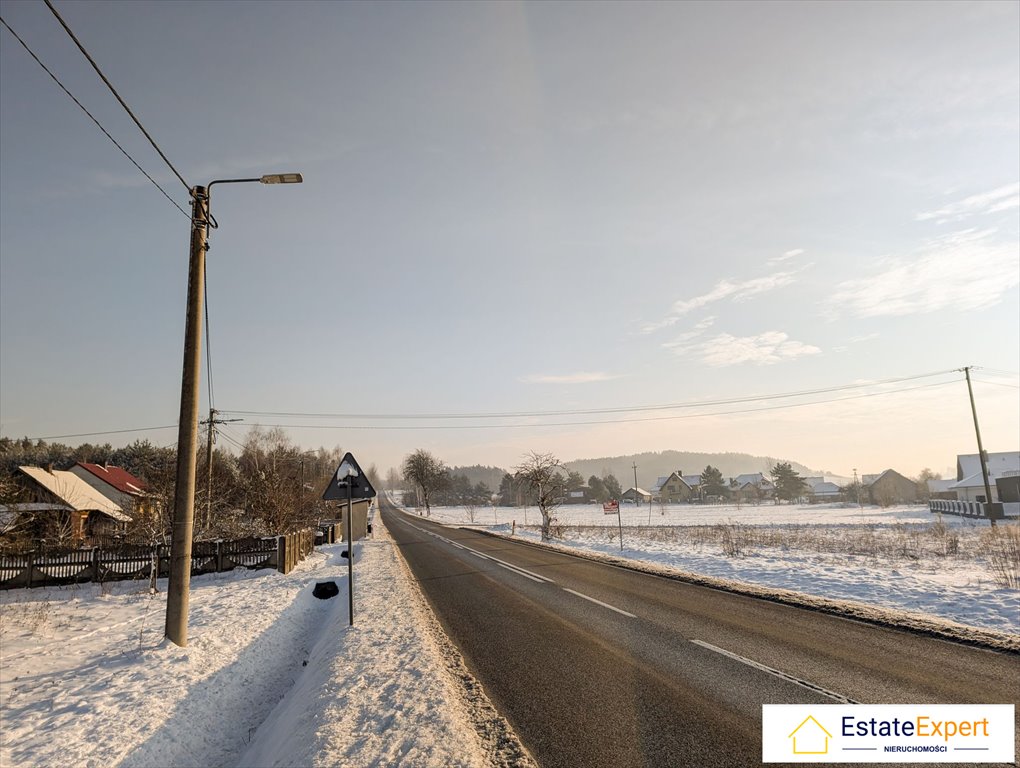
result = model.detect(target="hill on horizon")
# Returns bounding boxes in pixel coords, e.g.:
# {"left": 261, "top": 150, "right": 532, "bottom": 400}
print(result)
{"left": 451, "top": 452, "right": 833, "bottom": 493}
{"left": 562, "top": 450, "right": 823, "bottom": 491}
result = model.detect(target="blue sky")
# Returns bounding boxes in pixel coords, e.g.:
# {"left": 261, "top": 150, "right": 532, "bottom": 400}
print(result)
{"left": 1, "top": 0, "right": 1017, "bottom": 481}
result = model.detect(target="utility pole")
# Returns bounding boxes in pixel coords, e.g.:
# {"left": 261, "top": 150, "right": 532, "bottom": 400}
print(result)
{"left": 165, "top": 185, "right": 208, "bottom": 648}
{"left": 963, "top": 366, "right": 996, "bottom": 526}
{"left": 200, "top": 408, "right": 242, "bottom": 529}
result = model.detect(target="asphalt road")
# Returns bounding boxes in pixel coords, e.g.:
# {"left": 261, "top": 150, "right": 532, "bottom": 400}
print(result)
{"left": 381, "top": 498, "right": 1020, "bottom": 768}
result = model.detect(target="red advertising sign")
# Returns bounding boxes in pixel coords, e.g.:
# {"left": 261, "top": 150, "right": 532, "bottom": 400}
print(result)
{"left": 603, "top": 500, "right": 619, "bottom": 515}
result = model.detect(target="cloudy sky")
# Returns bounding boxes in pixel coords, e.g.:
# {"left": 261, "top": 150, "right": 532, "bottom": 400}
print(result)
{"left": 1, "top": 0, "right": 1017, "bottom": 482}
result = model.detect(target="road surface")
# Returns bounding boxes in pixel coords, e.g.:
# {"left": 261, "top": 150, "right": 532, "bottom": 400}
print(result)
{"left": 381, "top": 498, "right": 1019, "bottom": 767}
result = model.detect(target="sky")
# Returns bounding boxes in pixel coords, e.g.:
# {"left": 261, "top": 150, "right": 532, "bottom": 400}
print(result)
{"left": 1, "top": 0, "right": 1018, "bottom": 484}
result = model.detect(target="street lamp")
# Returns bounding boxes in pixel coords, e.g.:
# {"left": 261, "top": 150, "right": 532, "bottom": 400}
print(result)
{"left": 165, "top": 172, "right": 302, "bottom": 648}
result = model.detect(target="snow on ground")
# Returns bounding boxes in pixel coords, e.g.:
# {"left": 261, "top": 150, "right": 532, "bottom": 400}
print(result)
{"left": 419, "top": 501, "right": 1020, "bottom": 635}
{"left": 0, "top": 522, "right": 500, "bottom": 768}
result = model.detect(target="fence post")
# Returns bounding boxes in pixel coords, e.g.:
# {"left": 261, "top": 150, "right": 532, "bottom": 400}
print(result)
{"left": 27, "top": 553, "right": 34, "bottom": 589}
{"left": 277, "top": 535, "right": 287, "bottom": 575}
{"left": 215, "top": 540, "right": 224, "bottom": 573}
{"left": 92, "top": 548, "right": 101, "bottom": 583}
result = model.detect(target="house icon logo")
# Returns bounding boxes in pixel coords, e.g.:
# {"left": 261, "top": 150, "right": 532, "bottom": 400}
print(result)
{"left": 788, "top": 715, "right": 832, "bottom": 755}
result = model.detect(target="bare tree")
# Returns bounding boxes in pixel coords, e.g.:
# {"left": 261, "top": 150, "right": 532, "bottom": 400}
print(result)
{"left": 514, "top": 451, "right": 566, "bottom": 541}
{"left": 401, "top": 449, "right": 448, "bottom": 517}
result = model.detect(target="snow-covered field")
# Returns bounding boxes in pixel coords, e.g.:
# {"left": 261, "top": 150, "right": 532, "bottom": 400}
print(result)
{"left": 419, "top": 501, "right": 1020, "bottom": 635}
{"left": 0, "top": 523, "right": 515, "bottom": 768}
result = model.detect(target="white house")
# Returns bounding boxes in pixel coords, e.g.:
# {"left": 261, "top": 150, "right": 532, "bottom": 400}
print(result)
{"left": 950, "top": 452, "right": 1020, "bottom": 502}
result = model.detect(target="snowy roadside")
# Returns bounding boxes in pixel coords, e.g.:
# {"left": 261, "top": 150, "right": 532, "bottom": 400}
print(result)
{"left": 0, "top": 520, "right": 524, "bottom": 768}
{"left": 418, "top": 502, "right": 1020, "bottom": 641}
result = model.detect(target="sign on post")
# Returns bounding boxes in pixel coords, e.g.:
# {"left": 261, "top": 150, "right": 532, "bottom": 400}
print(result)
{"left": 322, "top": 453, "right": 377, "bottom": 501}
{"left": 604, "top": 499, "right": 624, "bottom": 551}
{"left": 322, "top": 452, "right": 376, "bottom": 627}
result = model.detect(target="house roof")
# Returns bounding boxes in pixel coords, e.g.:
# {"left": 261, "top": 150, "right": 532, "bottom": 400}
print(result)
{"left": 75, "top": 463, "right": 149, "bottom": 495}
{"left": 810, "top": 481, "right": 841, "bottom": 495}
{"left": 624, "top": 487, "right": 651, "bottom": 496}
{"left": 949, "top": 472, "right": 996, "bottom": 491}
{"left": 653, "top": 476, "right": 670, "bottom": 491}
{"left": 18, "top": 467, "right": 130, "bottom": 522}
{"left": 957, "top": 452, "right": 1020, "bottom": 481}
{"left": 862, "top": 469, "right": 911, "bottom": 486}
{"left": 733, "top": 473, "right": 773, "bottom": 488}
{"left": 927, "top": 478, "right": 956, "bottom": 493}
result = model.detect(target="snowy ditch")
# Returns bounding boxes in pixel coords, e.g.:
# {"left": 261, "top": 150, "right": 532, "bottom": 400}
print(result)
{"left": 0, "top": 520, "right": 530, "bottom": 768}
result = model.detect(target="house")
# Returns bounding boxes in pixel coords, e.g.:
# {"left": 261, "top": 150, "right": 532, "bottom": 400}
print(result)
{"left": 927, "top": 478, "right": 957, "bottom": 500}
{"left": 657, "top": 471, "right": 698, "bottom": 503}
{"left": 950, "top": 452, "right": 1020, "bottom": 502}
{"left": 69, "top": 463, "right": 155, "bottom": 520}
{"left": 16, "top": 466, "right": 131, "bottom": 545}
{"left": 864, "top": 469, "right": 918, "bottom": 505}
{"left": 805, "top": 479, "right": 841, "bottom": 502}
{"left": 621, "top": 487, "right": 651, "bottom": 505}
{"left": 730, "top": 472, "right": 775, "bottom": 503}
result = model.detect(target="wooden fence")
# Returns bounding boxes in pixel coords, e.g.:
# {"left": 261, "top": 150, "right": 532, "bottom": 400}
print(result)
{"left": 0, "top": 528, "right": 319, "bottom": 590}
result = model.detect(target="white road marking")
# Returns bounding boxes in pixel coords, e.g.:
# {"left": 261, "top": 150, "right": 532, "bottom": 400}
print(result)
{"left": 562, "top": 588, "right": 636, "bottom": 618}
{"left": 690, "top": 640, "right": 857, "bottom": 703}
{"left": 404, "top": 520, "right": 554, "bottom": 584}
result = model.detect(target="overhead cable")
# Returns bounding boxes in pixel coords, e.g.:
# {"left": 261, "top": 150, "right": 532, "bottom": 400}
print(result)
{"left": 228, "top": 379, "right": 959, "bottom": 431}
{"left": 42, "top": 0, "right": 190, "bottom": 192}
{"left": 220, "top": 368, "right": 961, "bottom": 422}
{"left": 0, "top": 16, "right": 189, "bottom": 218}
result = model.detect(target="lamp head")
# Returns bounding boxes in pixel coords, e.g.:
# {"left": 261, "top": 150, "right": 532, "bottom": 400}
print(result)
{"left": 260, "top": 173, "right": 303, "bottom": 185}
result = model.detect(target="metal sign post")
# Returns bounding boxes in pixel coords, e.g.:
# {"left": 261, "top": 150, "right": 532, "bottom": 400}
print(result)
{"left": 604, "top": 500, "right": 623, "bottom": 551}
{"left": 322, "top": 453, "right": 377, "bottom": 627}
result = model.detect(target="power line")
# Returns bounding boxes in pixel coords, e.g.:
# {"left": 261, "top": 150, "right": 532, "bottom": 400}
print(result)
{"left": 23, "top": 425, "right": 178, "bottom": 440}
{"left": 227, "top": 379, "right": 959, "bottom": 431}
{"left": 220, "top": 368, "right": 961, "bottom": 421}
{"left": 42, "top": 0, "right": 190, "bottom": 192}
{"left": 0, "top": 16, "right": 189, "bottom": 218}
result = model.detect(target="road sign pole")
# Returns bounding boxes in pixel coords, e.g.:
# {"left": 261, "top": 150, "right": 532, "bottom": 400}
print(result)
{"left": 347, "top": 478, "right": 354, "bottom": 625}
{"left": 617, "top": 500, "right": 624, "bottom": 551}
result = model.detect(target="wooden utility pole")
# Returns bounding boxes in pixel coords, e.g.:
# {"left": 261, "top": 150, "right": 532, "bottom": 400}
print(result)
{"left": 963, "top": 366, "right": 996, "bottom": 526}
{"left": 165, "top": 185, "right": 208, "bottom": 647}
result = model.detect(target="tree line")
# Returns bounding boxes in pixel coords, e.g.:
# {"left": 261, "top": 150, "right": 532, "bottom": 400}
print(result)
{"left": 0, "top": 430, "right": 379, "bottom": 549}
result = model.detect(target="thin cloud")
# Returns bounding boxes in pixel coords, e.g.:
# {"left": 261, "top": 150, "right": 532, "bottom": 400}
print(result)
{"left": 641, "top": 271, "right": 798, "bottom": 333}
{"left": 830, "top": 228, "right": 1020, "bottom": 318}
{"left": 519, "top": 372, "right": 620, "bottom": 384}
{"left": 662, "top": 316, "right": 716, "bottom": 348}
{"left": 668, "top": 331, "right": 821, "bottom": 367}
{"left": 916, "top": 182, "right": 1020, "bottom": 224}
{"left": 768, "top": 248, "right": 805, "bottom": 265}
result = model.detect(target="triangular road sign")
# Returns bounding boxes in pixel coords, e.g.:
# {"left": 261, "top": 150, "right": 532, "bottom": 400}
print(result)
{"left": 322, "top": 452, "right": 377, "bottom": 500}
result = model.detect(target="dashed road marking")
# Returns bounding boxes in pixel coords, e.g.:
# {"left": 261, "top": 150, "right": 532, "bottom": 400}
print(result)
{"left": 562, "top": 588, "right": 636, "bottom": 618}
{"left": 690, "top": 639, "right": 857, "bottom": 703}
